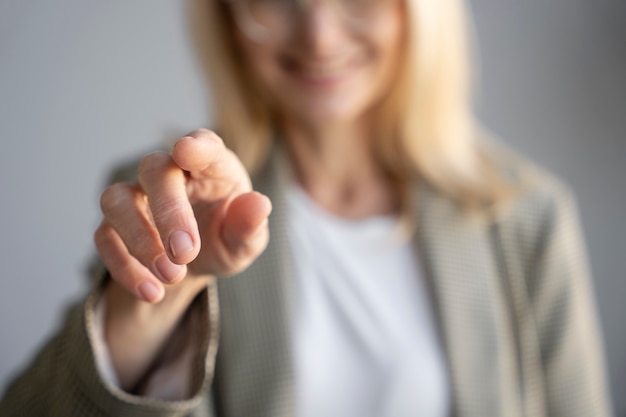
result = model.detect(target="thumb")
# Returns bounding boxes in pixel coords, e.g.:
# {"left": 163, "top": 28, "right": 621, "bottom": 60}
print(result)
{"left": 221, "top": 192, "right": 272, "bottom": 254}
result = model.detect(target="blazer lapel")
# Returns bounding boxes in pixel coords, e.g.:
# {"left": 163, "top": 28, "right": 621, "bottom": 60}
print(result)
{"left": 213, "top": 148, "right": 296, "bottom": 417}
{"left": 415, "top": 186, "right": 522, "bottom": 417}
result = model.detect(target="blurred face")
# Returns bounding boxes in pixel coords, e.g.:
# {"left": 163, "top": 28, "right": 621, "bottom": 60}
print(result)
{"left": 230, "top": 0, "right": 406, "bottom": 127}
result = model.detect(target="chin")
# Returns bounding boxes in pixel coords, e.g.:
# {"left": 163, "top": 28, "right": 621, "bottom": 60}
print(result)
{"left": 283, "top": 94, "right": 369, "bottom": 125}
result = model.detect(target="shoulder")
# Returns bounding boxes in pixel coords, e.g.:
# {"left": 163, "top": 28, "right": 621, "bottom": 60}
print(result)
{"left": 480, "top": 136, "right": 586, "bottom": 287}
{"left": 481, "top": 135, "right": 578, "bottom": 230}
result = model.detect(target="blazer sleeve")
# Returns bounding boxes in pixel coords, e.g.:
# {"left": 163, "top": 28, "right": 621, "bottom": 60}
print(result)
{"left": 517, "top": 181, "right": 614, "bottom": 416}
{"left": 0, "top": 274, "right": 220, "bottom": 417}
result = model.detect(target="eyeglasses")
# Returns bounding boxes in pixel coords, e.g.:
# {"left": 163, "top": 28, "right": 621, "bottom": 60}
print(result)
{"left": 224, "top": 0, "right": 390, "bottom": 42}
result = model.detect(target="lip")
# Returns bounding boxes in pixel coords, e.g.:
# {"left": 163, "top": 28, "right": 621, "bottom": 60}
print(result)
{"left": 280, "top": 55, "right": 360, "bottom": 90}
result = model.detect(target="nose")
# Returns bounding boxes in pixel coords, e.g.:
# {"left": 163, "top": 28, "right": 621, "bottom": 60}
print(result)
{"left": 295, "top": 0, "right": 348, "bottom": 55}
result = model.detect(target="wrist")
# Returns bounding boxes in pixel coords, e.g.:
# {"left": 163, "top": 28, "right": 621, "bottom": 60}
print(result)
{"left": 103, "top": 274, "right": 213, "bottom": 391}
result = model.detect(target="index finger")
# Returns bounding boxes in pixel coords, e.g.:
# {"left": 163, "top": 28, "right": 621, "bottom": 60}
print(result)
{"left": 172, "top": 129, "right": 248, "bottom": 184}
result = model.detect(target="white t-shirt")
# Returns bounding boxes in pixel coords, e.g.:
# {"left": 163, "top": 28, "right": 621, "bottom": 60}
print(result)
{"left": 92, "top": 186, "right": 451, "bottom": 415}
{"left": 287, "top": 186, "right": 451, "bottom": 417}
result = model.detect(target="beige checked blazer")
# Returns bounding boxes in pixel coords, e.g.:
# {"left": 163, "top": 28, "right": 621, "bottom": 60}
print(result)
{"left": 0, "top": 145, "right": 614, "bottom": 417}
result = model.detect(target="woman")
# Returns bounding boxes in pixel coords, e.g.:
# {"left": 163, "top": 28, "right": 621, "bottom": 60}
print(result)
{"left": 0, "top": 0, "right": 612, "bottom": 415}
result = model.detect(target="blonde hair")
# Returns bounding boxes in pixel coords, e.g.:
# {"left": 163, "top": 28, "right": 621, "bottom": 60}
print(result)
{"left": 188, "top": 0, "right": 511, "bottom": 208}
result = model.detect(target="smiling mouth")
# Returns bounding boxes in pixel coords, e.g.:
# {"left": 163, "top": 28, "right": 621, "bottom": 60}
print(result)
{"left": 281, "top": 55, "right": 361, "bottom": 87}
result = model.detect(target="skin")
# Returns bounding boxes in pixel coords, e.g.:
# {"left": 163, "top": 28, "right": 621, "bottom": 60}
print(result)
{"left": 98, "top": 0, "right": 405, "bottom": 392}
{"left": 237, "top": 0, "right": 406, "bottom": 216}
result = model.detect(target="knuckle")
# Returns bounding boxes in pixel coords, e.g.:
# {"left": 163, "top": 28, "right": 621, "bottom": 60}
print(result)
{"left": 106, "top": 256, "right": 140, "bottom": 288}
{"left": 100, "top": 183, "right": 131, "bottom": 214}
{"left": 150, "top": 196, "right": 188, "bottom": 228}
{"left": 230, "top": 233, "right": 267, "bottom": 263}
{"left": 115, "top": 255, "right": 139, "bottom": 277}
{"left": 209, "top": 131, "right": 225, "bottom": 147}
{"left": 93, "top": 223, "right": 110, "bottom": 249}
{"left": 92, "top": 226, "right": 137, "bottom": 275}
{"left": 127, "top": 228, "right": 159, "bottom": 257}
{"left": 195, "top": 128, "right": 225, "bottom": 149}
{"left": 138, "top": 151, "right": 171, "bottom": 180}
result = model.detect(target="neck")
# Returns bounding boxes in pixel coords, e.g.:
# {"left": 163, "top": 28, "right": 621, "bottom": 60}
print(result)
{"left": 280, "top": 117, "right": 399, "bottom": 218}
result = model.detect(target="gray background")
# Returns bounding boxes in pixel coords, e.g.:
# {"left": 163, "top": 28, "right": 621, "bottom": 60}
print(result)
{"left": 0, "top": 0, "right": 624, "bottom": 413}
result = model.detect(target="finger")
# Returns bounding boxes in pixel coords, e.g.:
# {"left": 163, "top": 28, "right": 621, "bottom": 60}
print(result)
{"left": 171, "top": 129, "right": 225, "bottom": 173}
{"left": 172, "top": 129, "right": 250, "bottom": 189}
{"left": 100, "top": 182, "right": 187, "bottom": 284}
{"left": 137, "top": 152, "right": 200, "bottom": 266}
{"left": 94, "top": 221, "right": 166, "bottom": 303}
{"left": 221, "top": 191, "right": 272, "bottom": 259}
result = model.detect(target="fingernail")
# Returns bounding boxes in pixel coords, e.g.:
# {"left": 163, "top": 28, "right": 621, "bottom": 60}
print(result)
{"left": 155, "top": 255, "right": 184, "bottom": 283}
{"left": 169, "top": 230, "right": 194, "bottom": 259}
{"left": 138, "top": 281, "right": 163, "bottom": 303}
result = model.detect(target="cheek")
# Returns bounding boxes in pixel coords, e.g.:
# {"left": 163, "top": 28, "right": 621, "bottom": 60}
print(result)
{"left": 369, "top": 18, "right": 406, "bottom": 110}
{"left": 373, "top": 13, "right": 406, "bottom": 78}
